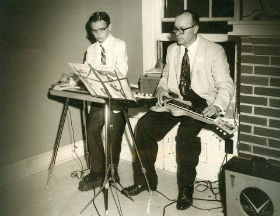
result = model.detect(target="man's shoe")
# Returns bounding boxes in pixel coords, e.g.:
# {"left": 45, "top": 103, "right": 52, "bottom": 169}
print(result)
{"left": 78, "top": 173, "right": 103, "bottom": 191}
{"left": 176, "top": 185, "right": 194, "bottom": 210}
{"left": 123, "top": 184, "right": 156, "bottom": 196}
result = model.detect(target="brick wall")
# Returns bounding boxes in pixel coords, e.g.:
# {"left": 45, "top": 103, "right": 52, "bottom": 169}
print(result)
{"left": 239, "top": 36, "right": 280, "bottom": 162}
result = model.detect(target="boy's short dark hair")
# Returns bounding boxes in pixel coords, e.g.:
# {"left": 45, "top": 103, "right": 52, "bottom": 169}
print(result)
{"left": 88, "top": 11, "right": 110, "bottom": 26}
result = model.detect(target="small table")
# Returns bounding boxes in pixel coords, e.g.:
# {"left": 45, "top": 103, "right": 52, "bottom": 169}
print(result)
{"left": 47, "top": 88, "right": 155, "bottom": 189}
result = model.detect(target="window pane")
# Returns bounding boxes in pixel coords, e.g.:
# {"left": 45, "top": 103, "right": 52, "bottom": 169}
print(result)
{"left": 162, "top": 22, "right": 174, "bottom": 33}
{"left": 198, "top": 21, "right": 231, "bottom": 34}
{"left": 162, "top": 41, "right": 174, "bottom": 63}
{"left": 213, "top": 0, "right": 234, "bottom": 17}
{"left": 163, "top": 21, "right": 231, "bottom": 34}
{"left": 164, "top": 0, "right": 184, "bottom": 18}
{"left": 188, "top": 0, "right": 209, "bottom": 17}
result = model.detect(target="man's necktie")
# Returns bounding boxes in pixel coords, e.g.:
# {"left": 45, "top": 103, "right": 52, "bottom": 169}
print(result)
{"left": 100, "top": 44, "right": 106, "bottom": 65}
{"left": 179, "top": 48, "right": 191, "bottom": 98}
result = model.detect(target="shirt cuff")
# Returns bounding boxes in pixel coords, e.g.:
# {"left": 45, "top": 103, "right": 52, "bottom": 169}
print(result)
{"left": 213, "top": 104, "right": 225, "bottom": 116}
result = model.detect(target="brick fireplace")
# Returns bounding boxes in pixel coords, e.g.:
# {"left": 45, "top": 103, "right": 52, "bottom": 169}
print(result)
{"left": 229, "top": 21, "right": 280, "bottom": 163}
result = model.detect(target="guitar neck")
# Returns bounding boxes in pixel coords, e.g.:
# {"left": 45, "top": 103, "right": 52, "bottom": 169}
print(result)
{"left": 167, "top": 99, "right": 237, "bottom": 136}
{"left": 167, "top": 99, "right": 215, "bottom": 125}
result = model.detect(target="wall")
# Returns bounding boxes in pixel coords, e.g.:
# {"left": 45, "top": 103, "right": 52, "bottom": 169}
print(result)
{"left": 0, "top": 0, "right": 142, "bottom": 167}
{"left": 120, "top": 0, "right": 143, "bottom": 83}
{"left": 239, "top": 36, "right": 280, "bottom": 162}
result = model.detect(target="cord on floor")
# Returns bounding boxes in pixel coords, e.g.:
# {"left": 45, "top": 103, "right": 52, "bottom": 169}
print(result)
{"left": 157, "top": 153, "right": 229, "bottom": 215}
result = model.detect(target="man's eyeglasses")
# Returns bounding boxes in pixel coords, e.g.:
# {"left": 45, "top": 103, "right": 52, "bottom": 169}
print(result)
{"left": 91, "top": 25, "right": 109, "bottom": 34}
{"left": 172, "top": 25, "right": 195, "bottom": 35}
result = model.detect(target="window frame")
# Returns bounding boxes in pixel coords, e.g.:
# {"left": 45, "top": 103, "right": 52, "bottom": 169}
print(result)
{"left": 141, "top": 0, "right": 240, "bottom": 71}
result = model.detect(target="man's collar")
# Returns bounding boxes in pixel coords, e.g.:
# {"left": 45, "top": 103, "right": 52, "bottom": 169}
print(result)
{"left": 97, "top": 34, "right": 112, "bottom": 47}
{"left": 180, "top": 36, "right": 199, "bottom": 52}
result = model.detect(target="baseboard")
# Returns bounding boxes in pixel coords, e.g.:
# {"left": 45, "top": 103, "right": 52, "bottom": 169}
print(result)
{"left": 0, "top": 140, "right": 85, "bottom": 186}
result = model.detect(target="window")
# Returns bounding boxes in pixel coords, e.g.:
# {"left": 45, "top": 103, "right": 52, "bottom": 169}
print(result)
{"left": 141, "top": 0, "right": 240, "bottom": 72}
{"left": 156, "top": 0, "right": 239, "bottom": 61}
{"left": 161, "top": 0, "right": 235, "bottom": 34}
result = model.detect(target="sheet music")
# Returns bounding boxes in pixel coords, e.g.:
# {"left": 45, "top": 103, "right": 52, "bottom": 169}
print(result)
{"left": 68, "top": 63, "right": 135, "bottom": 101}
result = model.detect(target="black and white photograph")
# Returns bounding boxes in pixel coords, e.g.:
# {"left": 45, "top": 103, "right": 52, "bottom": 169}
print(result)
{"left": 1, "top": 0, "right": 280, "bottom": 216}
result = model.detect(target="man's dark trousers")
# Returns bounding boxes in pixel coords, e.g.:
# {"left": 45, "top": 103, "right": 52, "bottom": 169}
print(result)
{"left": 133, "top": 110, "right": 204, "bottom": 189}
{"left": 87, "top": 103, "right": 126, "bottom": 174}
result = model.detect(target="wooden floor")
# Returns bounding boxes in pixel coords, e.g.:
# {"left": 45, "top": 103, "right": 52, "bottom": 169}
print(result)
{"left": 0, "top": 158, "right": 224, "bottom": 216}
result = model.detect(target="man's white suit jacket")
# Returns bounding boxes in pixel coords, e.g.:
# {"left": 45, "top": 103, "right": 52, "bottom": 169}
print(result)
{"left": 158, "top": 35, "right": 234, "bottom": 111}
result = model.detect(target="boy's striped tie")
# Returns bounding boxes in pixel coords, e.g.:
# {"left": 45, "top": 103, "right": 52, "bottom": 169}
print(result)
{"left": 100, "top": 44, "right": 106, "bottom": 65}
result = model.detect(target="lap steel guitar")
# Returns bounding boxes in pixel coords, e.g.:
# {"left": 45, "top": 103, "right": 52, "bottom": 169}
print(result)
{"left": 150, "top": 90, "right": 237, "bottom": 138}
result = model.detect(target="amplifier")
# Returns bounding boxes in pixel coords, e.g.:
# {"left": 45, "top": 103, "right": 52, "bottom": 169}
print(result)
{"left": 139, "top": 76, "right": 160, "bottom": 95}
{"left": 222, "top": 156, "right": 280, "bottom": 216}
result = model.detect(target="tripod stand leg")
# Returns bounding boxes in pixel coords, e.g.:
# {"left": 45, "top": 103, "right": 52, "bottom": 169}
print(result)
{"left": 122, "top": 110, "right": 152, "bottom": 194}
{"left": 104, "top": 103, "right": 110, "bottom": 214}
{"left": 81, "top": 100, "right": 90, "bottom": 169}
{"left": 46, "top": 98, "right": 69, "bottom": 187}
{"left": 109, "top": 183, "right": 123, "bottom": 216}
{"left": 80, "top": 177, "right": 110, "bottom": 214}
{"left": 104, "top": 189, "right": 109, "bottom": 215}
{"left": 81, "top": 102, "right": 129, "bottom": 215}
{"left": 80, "top": 165, "right": 123, "bottom": 215}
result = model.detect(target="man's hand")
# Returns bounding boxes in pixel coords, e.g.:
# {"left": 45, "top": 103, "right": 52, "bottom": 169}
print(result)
{"left": 202, "top": 105, "right": 221, "bottom": 118}
{"left": 155, "top": 87, "right": 170, "bottom": 107}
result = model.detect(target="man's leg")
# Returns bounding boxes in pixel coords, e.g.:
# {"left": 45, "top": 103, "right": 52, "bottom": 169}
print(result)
{"left": 79, "top": 104, "right": 105, "bottom": 191}
{"left": 125, "top": 111, "right": 178, "bottom": 195}
{"left": 108, "top": 111, "right": 126, "bottom": 182}
{"left": 175, "top": 117, "right": 204, "bottom": 209}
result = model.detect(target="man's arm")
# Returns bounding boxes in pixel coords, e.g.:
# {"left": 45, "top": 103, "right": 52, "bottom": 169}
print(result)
{"left": 155, "top": 46, "right": 172, "bottom": 105}
{"left": 203, "top": 46, "right": 234, "bottom": 117}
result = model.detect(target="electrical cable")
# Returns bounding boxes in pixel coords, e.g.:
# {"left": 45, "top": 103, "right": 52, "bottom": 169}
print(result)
{"left": 194, "top": 180, "right": 221, "bottom": 201}
{"left": 68, "top": 108, "right": 84, "bottom": 170}
{"left": 162, "top": 201, "right": 176, "bottom": 216}
{"left": 92, "top": 188, "right": 101, "bottom": 216}
{"left": 67, "top": 108, "right": 87, "bottom": 180}
{"left": 155, "top": 190, "right": 176, "bottom": 201}
{"left": 157, "top": 177, "right": 224, "bottom": 216}
{"left": 220, "top": 153, "right": 228, "bottom": 174}
{"left": 191, "top": 204, "right": 223, "bottom": 211}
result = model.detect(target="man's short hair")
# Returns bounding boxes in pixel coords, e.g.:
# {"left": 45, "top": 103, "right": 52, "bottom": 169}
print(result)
{"left": 177, "top": 10, "right": 200, "bottom": 26}
{"left": 88, "top": 11, "right": 110, "bottom": 26}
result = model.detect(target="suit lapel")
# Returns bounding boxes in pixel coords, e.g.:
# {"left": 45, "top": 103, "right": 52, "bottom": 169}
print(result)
{"left": 174, "top": 45, "right": 182, "bottom": 83}
{"left": 192, "top": 36, "right": 207, "bottom": 77}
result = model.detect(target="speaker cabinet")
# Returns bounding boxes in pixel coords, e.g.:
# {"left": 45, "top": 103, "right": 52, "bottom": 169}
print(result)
{"left": 223, "top": 157, "right": 280, "bottom": 216}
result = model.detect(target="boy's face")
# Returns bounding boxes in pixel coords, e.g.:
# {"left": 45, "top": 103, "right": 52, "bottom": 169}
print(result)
{"left": 90, "top": 20, "right": 111, "bottom": 43}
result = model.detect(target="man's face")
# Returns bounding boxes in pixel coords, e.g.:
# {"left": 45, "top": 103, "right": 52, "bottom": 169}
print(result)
{"left": 90, "top": 20, "right": 111, "bottom": 43}
{"left": 174, "top": 13, "right": 198, "bottom": 47}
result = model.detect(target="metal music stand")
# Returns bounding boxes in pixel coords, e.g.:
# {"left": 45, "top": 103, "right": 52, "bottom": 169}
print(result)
{"left": 79, "top": 64, "right": 152, "bottom": 216}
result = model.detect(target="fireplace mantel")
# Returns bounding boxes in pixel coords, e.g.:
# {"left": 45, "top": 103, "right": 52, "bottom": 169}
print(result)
{"left": 228, "top": 20, "right": 280, "bottom": 36}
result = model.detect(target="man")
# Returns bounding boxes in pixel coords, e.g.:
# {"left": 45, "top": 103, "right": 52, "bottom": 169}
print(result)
{"left": 78, "top": 11, "right": 128, "bottom": 191}
{"left": 124, "top": 10, "right": 233, "bottom": 210}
